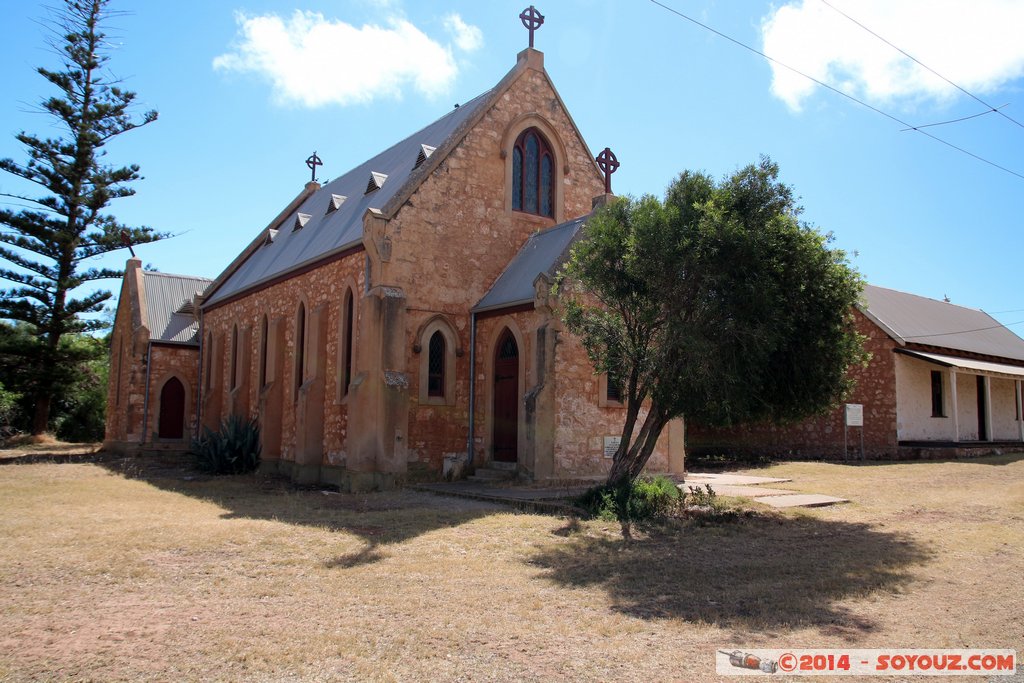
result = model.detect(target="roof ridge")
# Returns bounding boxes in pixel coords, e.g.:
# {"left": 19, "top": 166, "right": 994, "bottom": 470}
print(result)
{"left": 141, "top": 270, "right": 214, "bottom": 282}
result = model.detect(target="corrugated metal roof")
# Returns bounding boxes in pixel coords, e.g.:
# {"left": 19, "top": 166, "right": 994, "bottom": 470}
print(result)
{"left": 863, "top": 284, "right": 1024, "bottom": 362}
{"left": 204, "top": 88, "right": 496, "bottom": 306}
{"left": 895, "top": 349, "right": 1024, "bottom": 379}
{"left": 141, "top": 271, "right": 212, "bottom": 344}
{"left": 473, "top": 214, "right": 590, "bottom": 312}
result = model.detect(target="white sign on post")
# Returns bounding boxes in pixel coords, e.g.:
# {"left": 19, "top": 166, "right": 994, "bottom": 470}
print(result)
{"left": 845, "top": 403, "right": 863, "bottom": 427}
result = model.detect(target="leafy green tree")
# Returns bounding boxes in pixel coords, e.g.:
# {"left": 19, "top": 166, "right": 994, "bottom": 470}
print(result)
{"left": 0, "top": 0, "right": 165, "bottom": 434}
{"left": 560, "top": 157, "right": 867, "bottom": 489}
{"left": 0, "top": 321, "right": 108, "bottom": 442}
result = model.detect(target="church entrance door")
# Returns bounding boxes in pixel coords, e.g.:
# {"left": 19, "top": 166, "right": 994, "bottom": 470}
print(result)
{"left": 158, "top": 377, "right": 185, "bottom": 439}
{"left": 493, "top": 329, "right": 519, "bottom": 463}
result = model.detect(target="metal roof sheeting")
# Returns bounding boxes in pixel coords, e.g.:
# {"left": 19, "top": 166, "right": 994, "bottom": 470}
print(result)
{"left": 204, "top": 89, "right": 496, "bottom": 307}
{"left": 474, "top": 214, "right": 590, "bottom": 312}
{"left": 895, "top": 349, "right": 1024, "bottom": 379}
{"left": 863, "top": 284, "right": 1024, "bottom": 362}
{"left": 141, "top": 271, "right": 212, "bottom": 344}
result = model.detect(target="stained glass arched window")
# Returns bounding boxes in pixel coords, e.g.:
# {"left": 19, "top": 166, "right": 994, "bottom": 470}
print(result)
{"left": 511, "top": 128, "right": 554, "bottom": 217}
{"left": 427, "top": 331, "right": 445, "bottom": 398}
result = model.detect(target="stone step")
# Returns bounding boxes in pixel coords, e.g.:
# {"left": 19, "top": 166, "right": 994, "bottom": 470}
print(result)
{"left": 467, "top": 467, "right": 517, "bottom": 482}
{"left": 488, "top": 461, "right": 518, "bottom": 471}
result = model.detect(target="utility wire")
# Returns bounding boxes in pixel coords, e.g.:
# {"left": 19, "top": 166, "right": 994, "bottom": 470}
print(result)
{"left": 818, "top": 0, "right": 1024, "bottom": 130}
{"left": 901, "top": 105, "right": 1008, "bottom": 132}
{"left": 902, "top": 320, "right": 1024, "bottom": 339}
{"left": 646, "top": 0, "right": 1024, "bottom": 182}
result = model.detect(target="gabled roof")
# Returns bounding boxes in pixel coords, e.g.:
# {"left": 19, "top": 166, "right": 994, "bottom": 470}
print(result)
{"left": 140, "top": 271, "right": 212, "bottom": 344}
{"left": 474, "top": 213, "right": 590, "bottom": 313}
{"left": 202, "top": 87, "right": 496, "bottom": 307}
{"left": 201, "top": 48, "right": 603, "bottom": 309}
{"left": 862, "top": 284, "right": 1024, "bottom": 362}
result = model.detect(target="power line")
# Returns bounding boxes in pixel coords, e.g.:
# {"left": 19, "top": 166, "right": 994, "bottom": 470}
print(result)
{"left": 646, "top": 0, "right": 1024, "bottom": 182}
{"left": 818, "top": 0, "right": 1024, "bottom": 130}
{"left": 901, "top": 105, "right": 1008, "bottom": 133}
{"left": 902, "top": 320, "right": 1024, "bottom": 339}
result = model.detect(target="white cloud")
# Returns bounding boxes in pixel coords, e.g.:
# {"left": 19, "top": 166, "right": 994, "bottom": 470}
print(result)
{"left": 444, "top": 13, "right": 483, "bottom": 52}
{"left": 213, "top": 10, "right": 483, "bottom": 107}
{"left": 761, "top": 0, "right": 1024, "bottom": 111}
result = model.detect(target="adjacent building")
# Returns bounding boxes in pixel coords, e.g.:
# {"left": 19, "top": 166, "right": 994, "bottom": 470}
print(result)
{"left": 688, "top": 285, "right": 1024, "bottom": 459}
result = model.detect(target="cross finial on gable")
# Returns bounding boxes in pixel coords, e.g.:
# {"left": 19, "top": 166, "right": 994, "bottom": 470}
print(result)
{"left": 596, "top": 147, "right": 620, "bottom": 194}
{"left": 305, "top": 151, "right": 323, "bottom": 183}
{"left": 119, "top": 229, "right": 136, "bottom": 258}
{"left": 519, "top": 6, "right": 544, "bottom": 49}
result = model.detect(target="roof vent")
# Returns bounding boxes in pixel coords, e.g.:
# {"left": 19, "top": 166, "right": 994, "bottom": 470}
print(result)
{"left": 263, "top": 228, "right": 279, "bottom": 245}
{"left": 414, "top": 144, "right": 436, "bottom": 169}
{"left": 365, "top": 172, "right": 388, "bottom": 194}
{"left": 327, "top": 194, "right": 347, "bottom": 213}
{"left": 293, "top": 213, "right": 311, "bottom": 231}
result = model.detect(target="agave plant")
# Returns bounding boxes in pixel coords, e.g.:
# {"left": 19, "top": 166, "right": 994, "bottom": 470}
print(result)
{"left": 191, "top": 414, "right": 261, "bottom": 475}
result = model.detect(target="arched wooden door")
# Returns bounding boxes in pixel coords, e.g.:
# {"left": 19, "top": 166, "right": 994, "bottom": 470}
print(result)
{"left": 492, "top": 329, "right": 519, "bottom": 463}
{"left": 158, "top": 377, "right": 185, "bottom": 439}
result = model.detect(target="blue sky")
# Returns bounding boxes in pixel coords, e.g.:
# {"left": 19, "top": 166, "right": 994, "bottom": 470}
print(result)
{"left": 1, "top": 0, "right": 1023, "bottom": 331}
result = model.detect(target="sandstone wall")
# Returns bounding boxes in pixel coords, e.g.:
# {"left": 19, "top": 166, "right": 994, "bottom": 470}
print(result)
{"left": 145, "top": 344, "right": 200, "bottom": 444}
{"left": 687, "top": 310, "right": 899, "bottom": 459}
{"left": 201, "top": 251, "right": 365, "bottom": 466}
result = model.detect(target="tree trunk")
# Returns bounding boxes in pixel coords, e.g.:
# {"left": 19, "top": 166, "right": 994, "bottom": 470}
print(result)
{"left": 606, "top": 405, "right": 670, "bottom": 487}
{"left": 31, "top": 392, "right": 51, "bottom": 435}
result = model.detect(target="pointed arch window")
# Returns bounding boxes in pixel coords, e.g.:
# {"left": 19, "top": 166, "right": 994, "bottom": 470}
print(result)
{"left": 230, "top": 325, "right": 240, "bottom": 390}
{"left": 341, "top": 289, "right": 354, "bottom": 397}
{"left": 295, "top": 303, "right": 306, "bottom": 401}
{"left": 427, "top": 331, "right": 445, "bottom": 398}
{"left": 259, "top": 315, "right": 269, "bottom": 388}
{"left": 511, "top": 128, "right": 554, "bottom": 217}
{"left": 418, "top": 318, "right": 457, "bottom": 406}
{"left": 204, "top": 331, "right": 214, "bottom": 391}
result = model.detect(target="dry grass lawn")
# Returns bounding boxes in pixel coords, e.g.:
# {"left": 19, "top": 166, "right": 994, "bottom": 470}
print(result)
{"left": 0, "top": 446, "right": 1021, "bottom": 682}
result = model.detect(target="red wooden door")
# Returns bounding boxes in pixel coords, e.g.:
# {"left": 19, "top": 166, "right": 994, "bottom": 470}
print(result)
{"left": 492, "top": 330, "right": 519, "bottom": 462}
{"left": 158, "top": 377, "right": 185, "bottom": 439}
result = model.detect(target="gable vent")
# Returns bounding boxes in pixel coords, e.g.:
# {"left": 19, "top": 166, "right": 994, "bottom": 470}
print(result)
{"left": 365, "top": 171, "right": 388, "bottom": 194}
{"left": 263, "top": 228, "right": 279, "bottom": 246}
{"left": 327, "top": 194, "right": 347, "bottom": 214}
{"left": 293, "top": 213, "right": 311, "bottom": 231}
{"left": 414, "top": 144, "right": 436, "bottom": 169}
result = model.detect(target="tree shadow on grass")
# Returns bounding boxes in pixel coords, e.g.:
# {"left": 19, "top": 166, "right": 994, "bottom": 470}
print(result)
{"left": 530, "top": 514, "right": 931, "bottom": 635}
{"left": 80, "top": 454, "right": 511, "bottom": 569}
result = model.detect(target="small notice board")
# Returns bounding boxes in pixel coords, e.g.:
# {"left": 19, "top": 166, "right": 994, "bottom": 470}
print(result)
{"left": 603, "top": 436, "right": 621, "bottom": 459}
{"left": 844, "top": 403, "right": 864, "bottom": 459}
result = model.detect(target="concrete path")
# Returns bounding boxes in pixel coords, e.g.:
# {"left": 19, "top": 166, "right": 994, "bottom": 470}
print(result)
{"left": 685, "top": 473, "right": 792, "bottom": 486}
{"left": 410, "top": 481, "right": 586, "bottom": 514}
{"left": 753, "top": 493, "right": 849, "bottom": 508}
{"left": 687, "top": 472, "right": 848, "bottom": 508}
{"left": 413, "top": 471, "right": 847, "bottom": 511}
{"left": 702, "top": 484, "right": 797, "bottom": 497}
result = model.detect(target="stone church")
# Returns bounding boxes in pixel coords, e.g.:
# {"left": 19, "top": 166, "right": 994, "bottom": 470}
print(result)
{"left": 104, "top": 32, "right": 686, "bottom": 489}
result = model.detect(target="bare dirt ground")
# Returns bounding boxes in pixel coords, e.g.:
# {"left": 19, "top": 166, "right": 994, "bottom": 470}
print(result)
{"left": 0, "top": 446, "right": 1021, "bottom": 682}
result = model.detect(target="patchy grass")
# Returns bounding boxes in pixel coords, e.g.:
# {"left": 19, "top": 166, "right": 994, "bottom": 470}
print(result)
{"left": 0, "top": 449, "right": 1021, "bottom": 682}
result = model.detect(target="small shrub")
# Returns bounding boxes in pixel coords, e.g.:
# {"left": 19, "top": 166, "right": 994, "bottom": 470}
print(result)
{"left": 685, "top": 483, "right": 719, "bottom": 509}
{"left": 575, "top": 475, "right": 682, "bottom": 524}
{"left": 191, "top": 415, "right": 261, "bottom": 475}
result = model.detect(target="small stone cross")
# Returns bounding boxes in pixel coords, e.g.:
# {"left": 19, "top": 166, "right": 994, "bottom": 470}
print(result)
{"left": 519, "top": 6, "right": 544, "bottom": 49}
{"left": 596, "top": 147, "right": 620, "bottom": 194}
